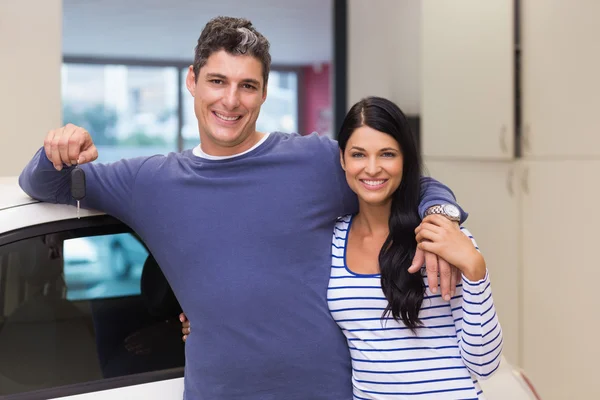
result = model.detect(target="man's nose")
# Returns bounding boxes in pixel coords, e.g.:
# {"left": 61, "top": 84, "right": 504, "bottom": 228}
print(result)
{"left": 223, "top": 87, "right": 241, "bottom": 109}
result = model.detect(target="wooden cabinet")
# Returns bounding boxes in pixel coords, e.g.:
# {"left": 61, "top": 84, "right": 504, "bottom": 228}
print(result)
{"left": 424, "top": 160, "right": 521, "bottom": 364}
{"left": 421, "top": 0, "right": 514, "bottom": 160}
{"left": 521, "top": 0, "right": 600, "bottom": 157}
{"left": 521, "top": 160, "right": 600, "bottom": 400}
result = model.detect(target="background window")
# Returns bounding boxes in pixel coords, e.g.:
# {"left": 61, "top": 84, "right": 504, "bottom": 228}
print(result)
{"left": 62, "top": 64, "right": 179, "bottom": 163}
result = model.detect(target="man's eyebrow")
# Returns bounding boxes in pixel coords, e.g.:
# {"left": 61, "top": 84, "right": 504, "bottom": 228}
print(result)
{"left": 206, "top": 73, "right": 227, "bottom": 80}
{"left": 241, "top": 78, "right": 261, "bottom": 87}
{"left": 205, "top": 73, "right": 261, "bottom": 87}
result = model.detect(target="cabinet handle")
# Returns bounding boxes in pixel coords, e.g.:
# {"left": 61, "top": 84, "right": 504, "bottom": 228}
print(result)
{"left": 506, "top": 166, "right": 514, "bottom": 196}
{"left": 522, "top": 124, "right": 531, "bottom": 153}
{"left": 500, "top": 125, "right": 508, "bottom": 154}
{"left": 521, "top": 167, "right": 529, "bottom": 194}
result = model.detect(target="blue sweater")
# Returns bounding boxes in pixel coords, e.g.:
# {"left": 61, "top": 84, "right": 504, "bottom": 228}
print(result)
{"left": 19, "top": 132, "right": 465, "bottom": 400}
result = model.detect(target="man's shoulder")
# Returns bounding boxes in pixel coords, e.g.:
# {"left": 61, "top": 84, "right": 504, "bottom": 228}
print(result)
{"left": 271, "top": 131, "right": 339, "bottom": 155}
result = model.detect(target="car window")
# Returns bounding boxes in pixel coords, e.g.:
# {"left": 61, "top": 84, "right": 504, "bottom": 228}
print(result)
{"left": 0, "top": 227, "right": 184, "bottom": 397}
{"left": 63, "top": 233, "right": 147, "bottom": 301}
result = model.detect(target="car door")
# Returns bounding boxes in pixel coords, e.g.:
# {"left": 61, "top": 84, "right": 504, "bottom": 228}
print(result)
{"left": 0, "top": 216, "right": 184, "bottom": 399}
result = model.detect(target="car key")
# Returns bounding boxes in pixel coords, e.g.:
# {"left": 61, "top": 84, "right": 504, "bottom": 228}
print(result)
{"left": 71, "top": 166, "right": 86, "bottom": 219}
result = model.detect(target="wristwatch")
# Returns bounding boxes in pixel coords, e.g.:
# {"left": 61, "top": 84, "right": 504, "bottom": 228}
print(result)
{"left": 424, "top": 204, "right": 461, "bottom": 222}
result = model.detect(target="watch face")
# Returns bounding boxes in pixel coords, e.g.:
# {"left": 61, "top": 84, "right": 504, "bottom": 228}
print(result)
{"left": 443, "top": 204, "right": 460, "bottom": 219}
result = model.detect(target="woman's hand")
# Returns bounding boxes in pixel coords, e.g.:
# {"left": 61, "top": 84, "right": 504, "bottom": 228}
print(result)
{"left": 415, "top": 215, "right": 486, "bottom": 282}
{"left": 180, "top": 313, "right": 191, "bottom": 342}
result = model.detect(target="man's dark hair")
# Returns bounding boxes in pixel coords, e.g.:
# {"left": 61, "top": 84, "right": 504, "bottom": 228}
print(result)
{"left": 194, "top": 16, "right": 271, "bottom": 88}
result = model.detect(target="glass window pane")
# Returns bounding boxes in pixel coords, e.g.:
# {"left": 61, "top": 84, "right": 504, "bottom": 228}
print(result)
{"left": 62, "top": 64, "right": 179, "bottom": 163}
{"left": 0, "top": 229, "right": 184, "bottom": 395}
{"left": 63, "top": 233, "right": 148, "bottom": 301}
{"left": 258, "top": 71, "right": 298, "bottom": 133}
{"left": 181, "top": 68, "right": 299, "bottom": 150}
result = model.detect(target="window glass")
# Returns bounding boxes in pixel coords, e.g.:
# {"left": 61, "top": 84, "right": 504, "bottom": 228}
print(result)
{"left": 62, "top": 64, "right": 179, "bottom": 163}
{"left": 63, "top": 233, "right": 148, "bottom": 301}
{"left": 0, "top": 228, "right": 184, "bottom": 396}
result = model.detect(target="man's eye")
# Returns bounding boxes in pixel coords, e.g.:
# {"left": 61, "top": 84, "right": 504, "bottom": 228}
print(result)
{"left": 210, "top": 79, "right": 223, "bottom": 84}
{"left": 242, "top": 84, "right": 257, "bottom": 90}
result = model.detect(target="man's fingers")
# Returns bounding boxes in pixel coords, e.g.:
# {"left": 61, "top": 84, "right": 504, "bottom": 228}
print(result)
{"left": 67, "top": 130, "right": 84, "bottom": 164}
{"left": 59, "top": 125, "right": 76, "bottom": 167}
{"left": 78, "top": 145, "right": 98, "bottom": 164}
{"left": 424, "top": 250, "right": 439, "bottom": 294}
{"left": 50, "top": 127, "right": 65, "bottom": 170}
{"left": 416, "top": 228, "right": 439, "bottom": 244}
{"left": 409, "top": 247, "right": 425, "bottom": 273}
{"left": 438, "top": 257, "right": 452, "bottom": 301}
{"left": 44, "top": 130, "right": 55, "bottom": 161}
{"left": 451, "top": 265, "right": 461, "bottom": 297}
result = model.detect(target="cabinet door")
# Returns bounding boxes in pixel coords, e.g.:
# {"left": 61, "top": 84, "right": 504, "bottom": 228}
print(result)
{"left": 521, "top": 160, "right": 600, "bottom": 399}
{"left": 521, "top": 1, "right": 600, "bottom": 157}
{"left": 421, "top": 0, "right": 514, "bottom": 160}
{"left": 424, "top": 160, "right": 520, "bottom": 364}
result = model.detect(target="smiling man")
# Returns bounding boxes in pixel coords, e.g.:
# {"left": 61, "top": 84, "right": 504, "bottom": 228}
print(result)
{"left": 19, "top": 17, "right": 466, "bottom": 400}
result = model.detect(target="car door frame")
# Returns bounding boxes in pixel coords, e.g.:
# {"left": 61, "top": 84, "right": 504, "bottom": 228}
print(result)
{"left": 0, "top": 215, "right": 185, "bottom": 400}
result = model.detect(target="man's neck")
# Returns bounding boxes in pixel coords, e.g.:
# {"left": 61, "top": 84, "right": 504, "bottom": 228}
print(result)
{"left": 200, "top": 131, "right": 266, "bottom": 157}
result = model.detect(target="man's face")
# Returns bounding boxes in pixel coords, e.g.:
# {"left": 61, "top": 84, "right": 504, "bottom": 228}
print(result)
{"left": 186, "top": 50, "right": 267, "bottom": 156}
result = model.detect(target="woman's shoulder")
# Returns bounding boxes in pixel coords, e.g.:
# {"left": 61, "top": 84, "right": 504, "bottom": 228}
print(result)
{"left": 335, "top": 214, "right": 353, "bottom": 229}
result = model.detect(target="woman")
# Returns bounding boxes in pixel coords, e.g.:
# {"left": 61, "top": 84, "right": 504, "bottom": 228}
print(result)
{"left": 329, "top": 96, "right": 502, "bottom": 399}
{"left": 182, "top": 97, "right": 503, "bottom": 399}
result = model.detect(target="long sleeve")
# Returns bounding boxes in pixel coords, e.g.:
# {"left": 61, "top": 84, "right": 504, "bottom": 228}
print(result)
{"left": 18, "top": 147, "right": 153, "bottom": 226}
{"left": 418, "top": 176, "right": 468, "bottom": 223}
{"left": 450, "top": 228, "right": 503, "bottom": 379}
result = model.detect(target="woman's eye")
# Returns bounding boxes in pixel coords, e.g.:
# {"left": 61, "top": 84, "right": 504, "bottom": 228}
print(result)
{"left": 351, "top": 153, "right": 364, "bottom": 158}
{"left": 382, "top": 152, "right": 396, "bottom": 157}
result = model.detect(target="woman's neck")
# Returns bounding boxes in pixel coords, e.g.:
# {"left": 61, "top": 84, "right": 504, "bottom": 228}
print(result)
{"left": 353, "top": 200, "right": 392, "bottom": 237}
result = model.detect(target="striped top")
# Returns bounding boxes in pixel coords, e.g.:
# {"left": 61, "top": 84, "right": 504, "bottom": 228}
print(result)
{"left": 327, "top": 215, "right": 503, "bottom": 400}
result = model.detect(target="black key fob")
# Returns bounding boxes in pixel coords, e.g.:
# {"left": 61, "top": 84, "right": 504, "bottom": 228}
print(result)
{"left": 71, "top": 166, "right": 86, "bottom": 200}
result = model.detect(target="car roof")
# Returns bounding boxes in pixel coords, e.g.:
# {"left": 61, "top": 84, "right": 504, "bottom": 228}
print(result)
{"left": 0, "top": 177, "right": 39, "bottom": 210}
{"left": 0, "top": 177, "right": 105, "bottom": 235}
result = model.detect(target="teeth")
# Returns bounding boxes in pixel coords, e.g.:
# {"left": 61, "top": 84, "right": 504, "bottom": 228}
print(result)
{"left": 215, "top": 112, "right": 240, "bottom": 121}
{"left": 362, "top": 180, "right": 386, "bottom": 186}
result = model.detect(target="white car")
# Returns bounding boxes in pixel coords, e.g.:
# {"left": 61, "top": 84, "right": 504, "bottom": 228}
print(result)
{"left": 0, "top": 177, "right": 541, "bottom": 400}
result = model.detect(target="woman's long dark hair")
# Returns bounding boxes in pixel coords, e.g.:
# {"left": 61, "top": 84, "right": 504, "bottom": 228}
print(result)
{"left": 337, "top": 96, "right": 425, "bottom": 331}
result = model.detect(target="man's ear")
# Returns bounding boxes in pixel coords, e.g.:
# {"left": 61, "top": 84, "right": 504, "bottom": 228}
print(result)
{"left": 339, "top": 149, "right": 346, "bottom": 171}
{"left": 261, "top": 82, "right": 268, "bottom": 103}
{"left": 185, "top": 65, "right": 196, "bottom": 97}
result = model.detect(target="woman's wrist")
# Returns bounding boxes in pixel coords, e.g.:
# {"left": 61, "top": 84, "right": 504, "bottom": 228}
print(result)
{"left": 462, "top": 252, "right": 487, "bottom": 282}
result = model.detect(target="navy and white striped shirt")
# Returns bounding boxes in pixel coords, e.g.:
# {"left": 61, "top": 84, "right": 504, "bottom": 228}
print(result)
{"left": 328, "top": 215, "right": 503, "bottom": 399}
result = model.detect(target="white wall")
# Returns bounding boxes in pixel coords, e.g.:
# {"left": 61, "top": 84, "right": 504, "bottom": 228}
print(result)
{"left": 347, "top": 0, "right": 421, "bottom": 114}
{"left": 0, "top": 0, "right": 62, "bottom": 177}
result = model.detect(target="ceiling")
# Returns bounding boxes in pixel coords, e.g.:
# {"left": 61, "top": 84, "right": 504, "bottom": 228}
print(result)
{"left": 62, "top": 0, "right": 333, "bottom": 65}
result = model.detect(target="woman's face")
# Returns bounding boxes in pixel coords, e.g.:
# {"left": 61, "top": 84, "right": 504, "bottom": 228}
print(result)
{"left": 340, "top": 125, "right": 404, "bottom": 207}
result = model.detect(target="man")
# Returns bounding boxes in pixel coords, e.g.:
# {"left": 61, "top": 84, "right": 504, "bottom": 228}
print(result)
{"left": 20, "top": 17, "right": 466, "bottom": 400}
